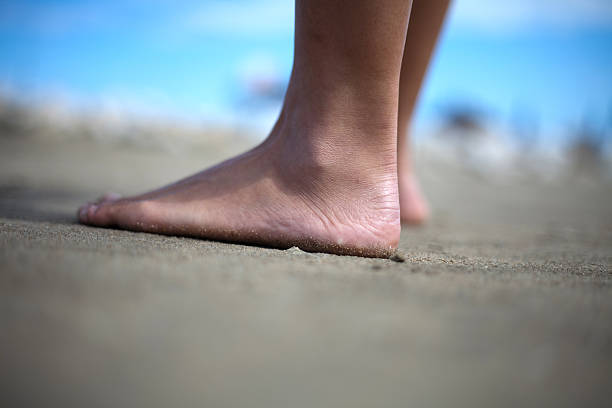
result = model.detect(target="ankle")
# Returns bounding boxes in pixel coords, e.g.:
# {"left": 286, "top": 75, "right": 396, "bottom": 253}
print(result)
{"left": 266, "top": 109, "right": 397, "bottom": 183}
{"left": 275, "top": 85, "right": 398, "bottom": 162}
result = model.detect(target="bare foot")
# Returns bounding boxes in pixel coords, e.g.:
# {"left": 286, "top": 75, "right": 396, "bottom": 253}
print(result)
{"left": 77, "top": 0, "right": 415, "bottom": 257}
{"left": 78, "top": 111, "right": 401, "bottom": 257}
{"left": 399, "top": 171, "right": 429, "bottom": 225}
{"left": 397, "top": 147, "right": 429, "bottom": 225}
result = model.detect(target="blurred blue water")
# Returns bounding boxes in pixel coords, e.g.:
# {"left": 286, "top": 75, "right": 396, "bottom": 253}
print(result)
{"left": 0, "top": 0, "right": 611, "bottom": 144}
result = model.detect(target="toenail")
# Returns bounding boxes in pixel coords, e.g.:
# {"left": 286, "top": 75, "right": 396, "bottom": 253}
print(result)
{"left": 79, "top": 206, "right": 88, "bottom": 221}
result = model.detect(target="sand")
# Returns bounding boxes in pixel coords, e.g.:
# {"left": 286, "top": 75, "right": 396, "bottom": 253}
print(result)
{"left": 1, "top": 136, "right": 611, "bottom": 407}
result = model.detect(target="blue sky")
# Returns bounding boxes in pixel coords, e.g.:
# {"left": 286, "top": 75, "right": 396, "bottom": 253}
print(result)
{"left": 1, "top": 0, "right": 611, "bottom": 142}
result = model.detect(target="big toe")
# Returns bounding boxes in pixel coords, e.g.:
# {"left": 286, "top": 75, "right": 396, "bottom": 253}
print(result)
{"left": 78, "top": 192, "right": 123, "bottom": 225}
{"left": 78, "top": 201, "right": 117, "bottom": 226}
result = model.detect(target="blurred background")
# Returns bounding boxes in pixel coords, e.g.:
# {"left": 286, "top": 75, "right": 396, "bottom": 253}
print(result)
{"left": 0, "top": 0, "right": 611, "bottom": 178}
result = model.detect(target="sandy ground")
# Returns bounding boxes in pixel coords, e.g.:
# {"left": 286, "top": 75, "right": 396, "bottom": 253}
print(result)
{"left": 1, "top": 136, "right": 611, "bottom": 407}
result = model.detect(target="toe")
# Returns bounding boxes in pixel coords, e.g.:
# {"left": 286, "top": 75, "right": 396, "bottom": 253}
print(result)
{"left": 85, "top": 202, "right": 117, "bottom": 227}
{"left": 78, "top": 197, "right": 156, "bottom": 230}
{"left": 78, "top": 192, "right": 122, "bottom": 224}
{"left": 77, "top": 201, "right": 118, "bottom": 227}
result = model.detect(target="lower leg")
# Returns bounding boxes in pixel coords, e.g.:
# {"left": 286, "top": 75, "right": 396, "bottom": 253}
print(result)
{"left": 397, "top": 0, "right": 450, "bottom": 224}
{"left": 78, "top": 0, "right": 413, "bottom": 257}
